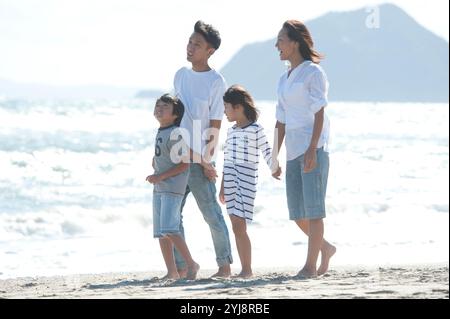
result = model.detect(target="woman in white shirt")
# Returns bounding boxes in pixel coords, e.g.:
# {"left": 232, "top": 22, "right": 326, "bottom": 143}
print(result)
{"left": 272, "top": 20, "right": 336, "bottom": 278}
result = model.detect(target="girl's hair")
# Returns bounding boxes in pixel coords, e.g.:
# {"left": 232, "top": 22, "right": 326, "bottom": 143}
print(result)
{"left": 156, "top": 94, "right": 185, "bottom": 126}
{"left": 223, "top": 85, "right": 259, "bottom": 122}
{"left": 283, "top": 20, "right": 324, "bottom": 63}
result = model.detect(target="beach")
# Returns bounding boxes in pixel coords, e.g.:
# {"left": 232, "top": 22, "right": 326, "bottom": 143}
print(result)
{"left": 1, "top": 264, "right": 448, "bottom": 299}
{"left": 1, "top": 100, "right": 448, "bottom": 300}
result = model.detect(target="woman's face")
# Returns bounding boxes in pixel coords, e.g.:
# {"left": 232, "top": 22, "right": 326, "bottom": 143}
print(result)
{"left": 275, "top": 28, "right": 298, "bottom": 61}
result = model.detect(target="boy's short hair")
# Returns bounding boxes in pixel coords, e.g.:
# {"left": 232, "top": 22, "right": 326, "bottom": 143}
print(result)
{"left": 156, "top": 94, "right": 185, "bottom": 126}
{"left": 194, "top": 20, "right": 221, "bottom": 50}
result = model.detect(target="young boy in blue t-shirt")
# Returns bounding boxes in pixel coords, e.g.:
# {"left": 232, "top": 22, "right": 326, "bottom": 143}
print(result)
{"left": 146, "top": 94, "right": 199, "bottom": 280}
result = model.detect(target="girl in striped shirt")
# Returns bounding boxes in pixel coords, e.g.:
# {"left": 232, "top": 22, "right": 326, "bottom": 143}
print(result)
{"left": 219, "top": 85, "right": 281, "bottom": 278}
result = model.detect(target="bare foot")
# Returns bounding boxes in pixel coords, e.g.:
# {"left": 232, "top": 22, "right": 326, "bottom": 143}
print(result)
{"left": 232, "top": 271, "right": 253, "bottom": 279}
{"left": 210, "top": 265, "right": 231, "bottom": 278}
{"left": 318, "top": 244, "right": 337, "bottom": 276}
{"left": 186, "top": 263, "right": 200, "bottom": 280}
{"left": 296, "top": 268, "right": 317, "bottom": 279}
{"left": 161, "top": 272, "right": 180, "bottom": 280}
{"left": 177, "top": 268, "right": 188, "bottom": 279}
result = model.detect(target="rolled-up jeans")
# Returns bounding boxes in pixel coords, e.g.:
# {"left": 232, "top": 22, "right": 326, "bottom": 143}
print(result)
{"left": 174, "top": 163, "right": 233, "bottom": 269}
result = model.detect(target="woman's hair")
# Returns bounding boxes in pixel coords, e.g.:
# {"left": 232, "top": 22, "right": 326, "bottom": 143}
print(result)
{"left": 283, "top": 20, "right": 324, "bottom": 63}
{"left": 194, "top": 20, "right": 221, "bottom": 50}
{"left": 223, "top": 85, "right": 259, "bottom": 122}
{"left": 156, "top": 94, "right": 185, "bottom": 126}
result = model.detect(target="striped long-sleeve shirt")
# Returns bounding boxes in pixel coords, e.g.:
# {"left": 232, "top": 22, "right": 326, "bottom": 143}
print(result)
{"left": 223, "top": 122, "right": 277, "bottom": 221}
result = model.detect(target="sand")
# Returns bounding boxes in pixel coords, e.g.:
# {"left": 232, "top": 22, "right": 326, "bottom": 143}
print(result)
{"left": 0, "top": 264, "right": 448, "bottom": 299}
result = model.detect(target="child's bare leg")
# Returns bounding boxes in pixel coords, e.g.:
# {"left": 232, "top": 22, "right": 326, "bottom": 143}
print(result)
{"left": 210, "top": 264, "right": 231, "bottom": 278}
{"left": 167, "top": 234, "right": 200, "bottom": 280}
{"left": 297, "top": 218, "right": 323, "bottom": 278}
{"left": 159, "top": 237, "right": 180, "bottom": 280}
{"left": 177, "top": 268, "right": 188, "bottom": 279}
{"left": 230, "top": 215, "right": 253, "bottom": 278}
{"left": 295, "top": 219, "right": 336, "bottom": 276}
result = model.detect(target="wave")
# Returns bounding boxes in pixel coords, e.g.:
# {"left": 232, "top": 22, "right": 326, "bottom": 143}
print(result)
{"left": 0, "top": 182, "right": 152, "bottom": 214}
{"left": 0, "top": 98, "right": 154, "bottom": 113}
{"left": 0, "top": 129, "right": 152, "bottom": 153}
{"left": 0, "top": 201, "right": 154, "bottom": 242}
{"left": 0, "top": 100, "right": 447, "bottom": 279}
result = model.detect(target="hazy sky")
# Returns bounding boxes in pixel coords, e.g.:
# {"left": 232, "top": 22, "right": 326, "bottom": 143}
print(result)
{"left": 1, "top": 0, "right": 448, "bottom": 90}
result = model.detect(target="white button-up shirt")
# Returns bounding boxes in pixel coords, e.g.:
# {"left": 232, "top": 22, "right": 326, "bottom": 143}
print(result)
{"left": 276, "top": 60, "right": 330, "bottom": 161}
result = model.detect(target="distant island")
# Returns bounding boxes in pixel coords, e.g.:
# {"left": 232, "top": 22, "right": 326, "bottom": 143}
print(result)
{"left": 0, "top": 79, "right": 145, "bottom": 100}
{"left": 221, "top": 3, "right": 449, "bottom": 102}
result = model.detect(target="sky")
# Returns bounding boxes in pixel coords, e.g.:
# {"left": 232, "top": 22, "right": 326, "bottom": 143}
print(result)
{"left": 0, "top": 0, "right": 449, "bottom": 90}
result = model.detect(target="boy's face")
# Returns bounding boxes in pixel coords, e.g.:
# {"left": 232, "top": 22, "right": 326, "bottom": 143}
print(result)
{"left": 187, "top": 32, "right": 215, "bottom": 64}
{"left": 154, "top": 101, "right": 177, "bottom": 126}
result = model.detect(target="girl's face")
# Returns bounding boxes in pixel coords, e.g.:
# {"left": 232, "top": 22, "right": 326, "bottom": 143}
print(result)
{"left": 154, "top": 101, "right": 177, "bottom": 126}
{"left": 187, "top": 32, "right": 214, "bottom": 65}
{"left": 275, "top": 28, "right": 298, "bottom": 61}
{"left": 224, "top": 102, "right": 242, "bottom": 122}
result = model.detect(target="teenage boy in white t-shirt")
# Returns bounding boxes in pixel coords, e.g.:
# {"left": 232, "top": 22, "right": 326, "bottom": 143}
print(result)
{"left": 173, "top": 20, "right": 233, "bottom": 278}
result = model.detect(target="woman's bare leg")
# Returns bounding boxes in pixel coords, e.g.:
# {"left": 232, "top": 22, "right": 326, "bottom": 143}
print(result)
{"left": 295, "top": 219, "right": 336, "bottom": 276}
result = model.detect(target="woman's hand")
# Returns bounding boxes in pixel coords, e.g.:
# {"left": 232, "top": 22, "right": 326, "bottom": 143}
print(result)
{"left": 272, "top": 166, "right": 282, "bottom": 180}
{"left": 303, "top": 147, "right": 317, "bottom": 173}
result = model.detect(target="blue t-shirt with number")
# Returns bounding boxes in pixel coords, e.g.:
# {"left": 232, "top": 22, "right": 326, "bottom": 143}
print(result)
{"left": 153, "top": 125, "right": 189, "bottom": 196}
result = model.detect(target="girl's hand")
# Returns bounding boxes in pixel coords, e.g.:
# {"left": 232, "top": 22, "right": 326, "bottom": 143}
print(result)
{"left": 303, "top": 147, "right": 317, "bottom": 173}
{"left": 219, "top": 189, "right": 225, "bottom": 205}
{"left": 146, "top": 174, "right": 162, "bottom": 184}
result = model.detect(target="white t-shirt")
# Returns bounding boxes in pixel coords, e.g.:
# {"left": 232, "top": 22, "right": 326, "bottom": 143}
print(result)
{"left": 174, "top": 67, "right": 227, "bottom": 156}
{"left": 276, "top": 60, "right": 330, "bottom": 161}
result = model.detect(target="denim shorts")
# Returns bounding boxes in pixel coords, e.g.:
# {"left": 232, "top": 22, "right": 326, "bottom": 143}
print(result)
{"left": 286, "top": 148, "right": 329, "bottom": 220}
{"left": 153, "top": 192, "right": 184, "bottom": 238}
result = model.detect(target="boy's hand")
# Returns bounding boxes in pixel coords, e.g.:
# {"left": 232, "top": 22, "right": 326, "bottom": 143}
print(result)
{"left": 146, "top": 174, "right": 162, "bottom": 184}
{"left": 272, "top": 166, "right": 282, "bottom": 180}
{"left": 202, "top": 163, "right": 218, "bottom": 182}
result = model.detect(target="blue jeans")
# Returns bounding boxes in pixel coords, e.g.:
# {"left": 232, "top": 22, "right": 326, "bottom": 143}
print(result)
{"left": 174, "top": 164, "right": 233, "bottom": 269}
{"left": 286, "top": 148, "right": 329, "bottom": 220}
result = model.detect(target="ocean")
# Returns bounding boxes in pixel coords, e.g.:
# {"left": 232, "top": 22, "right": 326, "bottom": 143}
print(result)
{"left": 0, "top": 99, "right": 448, "bottom": 279}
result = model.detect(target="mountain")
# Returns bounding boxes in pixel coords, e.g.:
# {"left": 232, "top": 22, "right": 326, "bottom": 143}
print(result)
{"left": 0, "top": 79, "right": 145, "bottom": 100}
{"left": 221, "top": 4, "right": 449, "bottom": 102}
